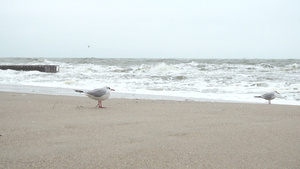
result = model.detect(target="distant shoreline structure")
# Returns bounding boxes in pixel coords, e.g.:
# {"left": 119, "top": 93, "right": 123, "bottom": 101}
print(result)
{"left": 0, "top": 65, "right": 59, "bottom": 73}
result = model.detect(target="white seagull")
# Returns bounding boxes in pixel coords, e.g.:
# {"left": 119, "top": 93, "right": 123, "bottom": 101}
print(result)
{"left": 254, "top": 91, "right": 280, "bottom": 104}
{"left": 75, "top": 86, "right": 115, "bottom": 108}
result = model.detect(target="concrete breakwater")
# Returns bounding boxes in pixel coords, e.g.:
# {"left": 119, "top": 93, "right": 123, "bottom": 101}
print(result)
{"left": 0, "top": 65, "right": 59, "bottom": 73}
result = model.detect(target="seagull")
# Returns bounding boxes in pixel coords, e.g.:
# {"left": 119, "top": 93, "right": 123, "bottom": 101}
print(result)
{"left": 254, "top": 91, "right": 280, "bottom": 104}
{"left": 75, "top": 86, "right": 115, "bottom": 108}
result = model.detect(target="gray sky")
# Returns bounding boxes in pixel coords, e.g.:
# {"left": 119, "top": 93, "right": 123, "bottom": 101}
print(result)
{"left": 1, "top": 0, "right": 299, "bottom": 59}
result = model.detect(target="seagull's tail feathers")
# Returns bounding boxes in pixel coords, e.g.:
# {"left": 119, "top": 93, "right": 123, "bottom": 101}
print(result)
{"left": 254, "top": 96, "right": 262, "bottom": 98}
{"left": 74, "top": 89, "right": 84, "bottom": 93}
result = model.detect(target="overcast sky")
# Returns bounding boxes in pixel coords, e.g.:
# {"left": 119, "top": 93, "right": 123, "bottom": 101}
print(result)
{"left": 0, "top": 0, "right": 299, "bottom": 59}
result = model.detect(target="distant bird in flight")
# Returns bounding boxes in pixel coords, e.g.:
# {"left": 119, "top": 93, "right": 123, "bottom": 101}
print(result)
{"left": 88, "top": 45, "right": 90, "bottom": 48}
{"left": 254, "top": 91, "right": 280, "bottom": 104}
{"left": 75, "top": 86, "right": 115, "bottom": 108}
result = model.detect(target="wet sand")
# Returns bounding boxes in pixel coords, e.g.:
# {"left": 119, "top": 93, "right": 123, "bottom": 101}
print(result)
{"left": 0, "top": 92, "right": 299, "bottom": 168}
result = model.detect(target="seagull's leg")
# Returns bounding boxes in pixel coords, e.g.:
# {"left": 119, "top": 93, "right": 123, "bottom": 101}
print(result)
{"left": 269, "top": 100, "right": 271, "bottom": 104}
{"left": 99, "top": 101, "right": 104, "bottom": 108}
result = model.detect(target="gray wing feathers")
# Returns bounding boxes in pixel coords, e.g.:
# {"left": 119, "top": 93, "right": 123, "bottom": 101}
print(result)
{"left": 261, "top": 92, "right": 276, "bottom": 100}
{"left": 86, "top": 88, "right": 107, "bottom": 97}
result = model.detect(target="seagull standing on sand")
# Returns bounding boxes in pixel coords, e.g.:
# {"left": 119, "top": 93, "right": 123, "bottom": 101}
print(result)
{"left": 75, "top": 86, "right": 115, "bottom": 108}
{"left": 254, "top": 91, "right": 280, "bottom": 104}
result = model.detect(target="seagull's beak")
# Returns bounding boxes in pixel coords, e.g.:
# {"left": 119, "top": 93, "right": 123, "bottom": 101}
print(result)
{"left": 111, "top": 89, "right": 115, "bottom": 91}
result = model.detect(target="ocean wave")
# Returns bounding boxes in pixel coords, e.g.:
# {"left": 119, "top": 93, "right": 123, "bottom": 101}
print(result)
{"left": 0, "top": 58, "right": 299, "bottom": 105}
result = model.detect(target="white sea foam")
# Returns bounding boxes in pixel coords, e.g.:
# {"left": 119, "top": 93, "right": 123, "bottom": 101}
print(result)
{"left": 0, "top": 58, "right": 299, "bottom": 105}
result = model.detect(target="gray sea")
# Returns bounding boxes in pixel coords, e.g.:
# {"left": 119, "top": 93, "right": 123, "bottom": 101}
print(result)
{"left": 0, "top": 57, "right": 299, "bottom": 105}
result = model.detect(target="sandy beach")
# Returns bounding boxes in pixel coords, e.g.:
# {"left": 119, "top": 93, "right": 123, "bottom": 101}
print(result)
{"left": 0, "top": 91, "right": 299, "bottom": 169}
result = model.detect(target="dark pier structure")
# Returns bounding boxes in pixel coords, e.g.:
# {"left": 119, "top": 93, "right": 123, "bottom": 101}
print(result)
{"left": 0, "top": 65, "right": 59, "bottom": 73}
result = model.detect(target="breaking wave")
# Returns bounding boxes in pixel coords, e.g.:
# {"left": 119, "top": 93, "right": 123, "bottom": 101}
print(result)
{"left": 0, "top": 57, "right": 299, "bottom": 105}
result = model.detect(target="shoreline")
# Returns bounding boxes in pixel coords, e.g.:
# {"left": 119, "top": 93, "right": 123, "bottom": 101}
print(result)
{"left": 1, "top": 91, "right": 300, "bottom": 168}
{"left": 0, "top": 84, "right": 298, "bottom": 106}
